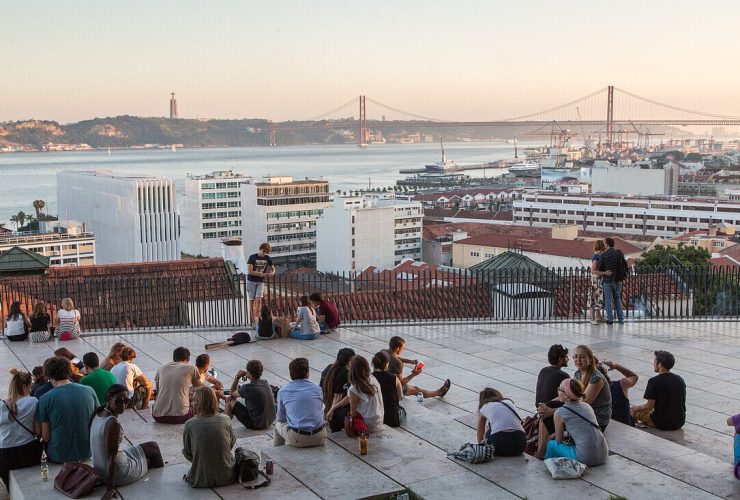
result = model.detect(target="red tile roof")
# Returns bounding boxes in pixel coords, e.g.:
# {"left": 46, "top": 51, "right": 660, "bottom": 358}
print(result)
{"left": 711, "top": 256, "right": 740, "bottom": 268}
{"left": 423, "top": 221, "right": 549, "bottom": 241}
{"left": 424, "top": 208, "right": 514, "bottom": 221}
{"left": 455, "top": 234, "right": 643, "bottom": 259}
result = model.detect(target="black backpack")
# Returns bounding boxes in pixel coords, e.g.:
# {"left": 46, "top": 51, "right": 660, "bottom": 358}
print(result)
{"left": 614, "top": 250, "right": 629, "bottom": 282}
{"left": 234, "top": 447, "right": 270, "bottom": 489}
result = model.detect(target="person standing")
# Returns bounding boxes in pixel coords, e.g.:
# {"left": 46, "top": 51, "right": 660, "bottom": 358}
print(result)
{"left": 80, "top": 352, "right": 117, "bottom": 405}
{"left": 247, "top": 243, "right": 275, "bottom": 327}
{"left": 37, "top": 357, "right": 98, "bottom": 463}
{"left": 152, "top": 347, "right": 202, "bottom": 424}
{"left": 225, "top": 360, "right": 276, "bottom": 430}
{"left": 274, "top": 358, "right": 326, "bottom": 448}
{"left": 588, "top": 240, "right": 609, "bottom": 324}
{"left": 598, "top": 237, "right": 627, "bottom": 325}
{"left": 630, "top": 351, "right": 686, "bottom": 430}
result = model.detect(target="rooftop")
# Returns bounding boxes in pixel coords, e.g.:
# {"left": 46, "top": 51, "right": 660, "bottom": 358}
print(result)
{"left": 3, "top": 321, "right": 739, "bottom": 499}
{"left": 455, "top": 233, "right": 643, "bottom": 259}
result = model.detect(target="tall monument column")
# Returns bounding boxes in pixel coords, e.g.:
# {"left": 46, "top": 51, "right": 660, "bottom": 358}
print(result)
{"left": 169, "top": 92, "right": 178, "bottom": 119}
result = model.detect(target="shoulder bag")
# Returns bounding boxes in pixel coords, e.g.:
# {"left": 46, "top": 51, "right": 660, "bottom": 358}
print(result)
{"left": 562, "top": 405, "right": 601, "bottom": 430}
{"left": 54, "top": 462, "right": 99, "bottom": 498}
{"left": 234, "top": 447, "right": 270, "bottom": 489}
{"left": 495, "top": 400, "right": 524, "bottom": 424}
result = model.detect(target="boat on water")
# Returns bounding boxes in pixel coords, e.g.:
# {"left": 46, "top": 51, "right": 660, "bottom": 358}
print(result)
{"left": 508, "top": 160, "right": 541, "bottom": 176}
{"left": 425, "top": 140, "right": 459, "bottom": 173}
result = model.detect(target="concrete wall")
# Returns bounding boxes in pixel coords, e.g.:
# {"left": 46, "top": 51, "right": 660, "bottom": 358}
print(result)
{"left": 316, "top": 199, "right": 353, "bottom": 273}
{"left": 592, "top": 165, "right": 677, "bottom": 196}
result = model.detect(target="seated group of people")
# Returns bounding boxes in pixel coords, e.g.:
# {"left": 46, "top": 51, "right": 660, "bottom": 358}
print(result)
{"left": 2, "top": 298, "right": 82, "bottom": 342}
{"left": 252, "top": 293, "right": 340, "bottom": 341}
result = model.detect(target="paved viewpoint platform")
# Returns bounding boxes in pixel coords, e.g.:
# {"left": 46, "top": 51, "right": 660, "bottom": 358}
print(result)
{"left": 2, "top": 321, "right": 739, "bottom": 499}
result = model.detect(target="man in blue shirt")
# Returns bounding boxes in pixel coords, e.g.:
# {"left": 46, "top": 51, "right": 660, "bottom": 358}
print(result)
{"left": 274, "top": 357, "right": 326, "bottom": 447}
{"left": 37, "top": 356, "right": 99, "bottom": 463}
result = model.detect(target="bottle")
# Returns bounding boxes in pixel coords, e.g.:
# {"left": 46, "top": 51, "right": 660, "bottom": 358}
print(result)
{"left": 359, "top": 433, "right": 368, "bottom": 455}
{"left": 40, "top": 450, "right": 49, "bottom": 482}
{"left": 417, "top": 392, "right": 424, "bottom": 404}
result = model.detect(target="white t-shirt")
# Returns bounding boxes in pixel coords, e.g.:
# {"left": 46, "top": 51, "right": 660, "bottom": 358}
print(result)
{"left": 4, "top": 316, "right": 26, "bottom": 337}
{"left": 110, "top": 361, "right": 144, "bottom": 396}
{"left": 349, "top": 377, "right": 384, "bottom": 434}
{"left": 0, "top": 396, "right": 38, "bottom": 448}
{"left": 480, "top": 400, "right": 524, "bottom": 435}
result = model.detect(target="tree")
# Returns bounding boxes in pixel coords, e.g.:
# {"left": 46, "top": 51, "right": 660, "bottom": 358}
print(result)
{"left": 15, "top": 211, "right": 27, "bottom": 230}
{"left": 634, "top": 244, "right": 711, "bottom": 271}
{"left": 32, "top": 199, "right": 46, "bottom": 219}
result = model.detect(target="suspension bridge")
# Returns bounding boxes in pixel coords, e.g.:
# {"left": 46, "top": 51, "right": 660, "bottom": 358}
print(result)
{"left": 267, "top": 85, "right": 740, "bottom": 146}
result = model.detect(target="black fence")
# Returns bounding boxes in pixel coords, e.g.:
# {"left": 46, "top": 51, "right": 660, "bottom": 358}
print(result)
{"left": 1, "top": 265, "right": 738, "bottom": 332}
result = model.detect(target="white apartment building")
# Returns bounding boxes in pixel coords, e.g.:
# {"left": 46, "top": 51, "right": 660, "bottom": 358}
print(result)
{"left": 57, "top": 170, "right": 180, "bottom": 264}
{"left": 513, "top": 191, "right": 740, "bottom": 238}
{"left": 316, "top": 196, "right": 424, "bottom": 273}
{"left": 0, "top": 220, "right": 96, "bottom": 267}
{"left": 591, "top": 161, "right": 679, "bottom": 196}
{"left": 181, "top": 170, "right": 251, "bottom": 257}
{"left": 241, "top": 176, "right": 332, "bottom": 269}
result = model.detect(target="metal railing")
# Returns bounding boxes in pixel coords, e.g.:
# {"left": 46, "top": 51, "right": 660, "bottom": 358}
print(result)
{"left": 1, "top": 265, "right": 738, "bottom": 333}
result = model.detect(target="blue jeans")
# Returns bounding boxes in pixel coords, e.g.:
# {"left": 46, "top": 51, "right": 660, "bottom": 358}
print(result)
{"left": 602, "top": 280, "right": 624, "bottom": 323}
{"left": 290, "top": 329, "right": 320, "bottom": 340}
{"left": 733, "top": 434, "right": 739, "bottom": 479}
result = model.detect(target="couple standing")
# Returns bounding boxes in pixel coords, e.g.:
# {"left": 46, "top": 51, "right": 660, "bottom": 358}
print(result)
{"left": 589, "top": 237, "right": 629, "bottom": 325}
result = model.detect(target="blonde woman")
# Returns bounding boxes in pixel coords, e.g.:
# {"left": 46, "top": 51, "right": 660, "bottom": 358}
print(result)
{"left": 56, "top": 297, "right": 81, "bottom": 340}
{"left": 0, "top": 369, "right": 43, "bottom": 486}
{"left": 588, "top": 240, "right": 610, "bottom": 324}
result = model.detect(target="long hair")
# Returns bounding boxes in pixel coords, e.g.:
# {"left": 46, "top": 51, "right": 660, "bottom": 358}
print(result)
{"left": 31, "top": 302, "right": 47, "bottom": 319}
{"left": 61, "top": 298, "right": 74, "bottom": 312}
{"left": 478, "top": 387, "right": 507, "bottom": 410}
{"left": 192, "top": 387, "right": 218, "bottom": 417}
{"left": 575, "top": 345, "right": 610, "bottom": 388}
{"left": 7, "top": 301, "right": 22, "bottom": 321}
{"left": 322, "top": 348, "right": 355, "bottom": 409}
{"left": 348, "top": 355, "right": 375, "bottom": 397}
{"left": 594, "top": 240, "right": 606, "bottom": 253}
{"left": 257, "top": 305, "right": 273, "bottom": 337}
{"left": 6, "top": 368, "right": 32, "bottom": 416}
{"left": 107, "top": 342, "right": 126, "bottom": 361}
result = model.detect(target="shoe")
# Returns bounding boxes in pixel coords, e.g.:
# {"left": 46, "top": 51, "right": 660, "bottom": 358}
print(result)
{"left": 590, "top": 320, "right": 600, "bottom": 325}
{"left": 438, "top": 379, "right": 451, "bottom": 398}
{"left": 618, "top": 320, "right": 625, "bottom": 324}
{"left": 606, "top": 321, "right": 614, "bottom": 325}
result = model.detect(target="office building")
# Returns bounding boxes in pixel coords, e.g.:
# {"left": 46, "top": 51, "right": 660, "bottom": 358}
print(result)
{"left": 513, "top": 191, "right": 740, "bottom": 238}
{"left": 316, "top": 196, "right": 424, "bottom": 273}
{"left": 0, "top": 220, "right": 96, "bottom": 267}
{"left": 241, "top": 176, "right": 331, "bottom": 269}
{"left": 57, "top": 170, "right": 180, "bottom": 264}
{"left": 181, "top": 170, "right": 251, "bottom": 258}
{"left": 591, "top": 161, "right": 679, "bottom": 196}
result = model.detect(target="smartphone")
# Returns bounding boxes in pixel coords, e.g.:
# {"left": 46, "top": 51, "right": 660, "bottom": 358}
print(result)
{"left": 414, "top": 361, "right": 425, "bottom": 371}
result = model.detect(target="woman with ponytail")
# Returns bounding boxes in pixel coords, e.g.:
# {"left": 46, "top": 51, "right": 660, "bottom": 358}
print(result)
{"left": 573, "top": 345, "right": 612, "bottom": 430}
{"left": 545, "top": 378, "right": 608, "bottom": 466}
{"left": 0, "top": 369, "right": 42, "bottom": 487}
{"left": 90, "top": 384, "right": 163, "bottom": 500}
{"left": 322, "top": 348, "right": 355, "bottom": 431}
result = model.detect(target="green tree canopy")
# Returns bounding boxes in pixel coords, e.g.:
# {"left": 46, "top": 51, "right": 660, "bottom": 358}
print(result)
{"left": 635, "top": 243, "right": 711, "bottom": 271}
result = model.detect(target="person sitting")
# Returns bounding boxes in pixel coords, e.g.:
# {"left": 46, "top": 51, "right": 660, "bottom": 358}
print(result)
{"left": 256, "top": 305, "right": 277, "bottom": 340}
{"left": 80, "top": 352, "right": 117, "bottom": 405}
{"left": 91, "top": 384, "right": 164, "bottom": 500}
{"left": 3, "top": 301, "right": 30, "bottom": 341}
{"left": 544, "top": 378, "right": 608, "bottom": 467}
{"left": 102, "top": 342, "right": 127, "bottom": 371}
{"left": 385, "top": 336, "right": 450, "bottom": 399}
{"left": 290, "top": 296, "right": 321, "bottom": 340}
{"left": 31, "top": 360, "right": 54, "bottom": 399}
{"left": 194, "top": 354, "right": 224, "bottom": 396}
{"left": 320, "top": 348, "right": 355, "bottom": 432}
{"left": 728, "top": 412, "right": 739, "bottom": 480}
{"left": 371, "top": 351, "right": 405, "bottom": 427}
{"left": 536, "top": 344, "right": 570, "bottom": 407}
{"left": 56, "top": 297, "right": 81, "bottom": 340}
{"left": 573, "top": 345, "right": 611, "bottom": 430}
{"left": 0, "top": 369, "right": 43, "bottom": 488}
{"left": 29, "top": 302, "right": 52, "bottom": 343}
{"left": 309, "top": 292, "right": 340, "bottom": 333}
{"left": 345, "top": 355, "right": 384, "bottom": 434}
{"left": 603, "top": 359, "right": 639, "bottom": 426}
{"left": 630, "top": 350, "right": 686, "bottom": 430}
{"left": 225, "top": 360, "right": 276, "bottom": 430}
{"left": 37, "top": 356, "right": 98, "bottom": 463}
{"left": 152, "top": 347, "right": 201, "bottom": 424}
{"left": 53, "top": 347, "right": 85, "bottom": 382}
{"left": 274, "top": 358, "right": 326, "bottom": 448}
{"left": 183, "top": 387, "right": 236, "bottom": 488}
{"left": 30, "top": 366, "right": 46, "bottom": 396}
{"left": 477, "top": 388, "right": 526, "bottom": 456}
{"left": 111, "top": 347, "right": 152, "bottom": 409}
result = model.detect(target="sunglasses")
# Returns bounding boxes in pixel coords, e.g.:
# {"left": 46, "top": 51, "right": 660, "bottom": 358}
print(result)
{"left": 112, "top": 397, "right": 130, "bottom": 405}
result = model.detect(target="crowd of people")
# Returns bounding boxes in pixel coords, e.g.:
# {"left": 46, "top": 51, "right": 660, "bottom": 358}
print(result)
{"left": 1, "top": 298, "right": 82, "bottom": 342}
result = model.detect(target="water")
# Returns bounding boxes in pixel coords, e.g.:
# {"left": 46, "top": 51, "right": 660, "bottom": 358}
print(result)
{"left": 0, "top": 142, "right": 527, "bottom": 226}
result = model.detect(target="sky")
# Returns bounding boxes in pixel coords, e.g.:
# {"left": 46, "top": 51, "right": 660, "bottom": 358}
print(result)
{"left": 2, "top": 0, "right": 739, "bottom": 123}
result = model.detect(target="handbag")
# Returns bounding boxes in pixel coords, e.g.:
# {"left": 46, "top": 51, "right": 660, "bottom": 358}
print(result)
{"left": 234, "top": 447, "right": 270, "bottom": 489}
{"left": 447, "top": 442, "right": 494, "bottom": 464}
{"left": 522, "top": 415, "right": 539, "bottom": 456}
{"left": 344, "top": 413, "right": 368, "bottom": 437}
{"left": 54, "top": 462, "right": 99, "bottom": 498}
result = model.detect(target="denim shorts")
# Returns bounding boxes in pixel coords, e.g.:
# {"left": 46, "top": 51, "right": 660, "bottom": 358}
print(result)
{"left": 247, "top": 280, "right": 265, "bottom": 300}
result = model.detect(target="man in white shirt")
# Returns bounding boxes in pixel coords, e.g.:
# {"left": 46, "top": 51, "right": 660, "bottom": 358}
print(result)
{"left": 110, "top": 347, "right": 151, "bottom": 409}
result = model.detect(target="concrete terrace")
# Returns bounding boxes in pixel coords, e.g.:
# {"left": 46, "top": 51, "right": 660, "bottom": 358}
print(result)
{"left": 2, "top": 321, "right": 739, "bottom": 499}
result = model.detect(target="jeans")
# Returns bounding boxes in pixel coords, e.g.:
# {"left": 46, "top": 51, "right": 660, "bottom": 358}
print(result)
{"left": 602, "top": 280, "right": 624, "bottom": 323}
{"left": 290, "top": 329, "right": 320, "bottom": 340}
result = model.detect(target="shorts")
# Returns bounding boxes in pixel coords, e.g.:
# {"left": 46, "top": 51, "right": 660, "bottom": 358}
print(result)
{"left": 246, "top": 280, "right": 265, "bottom": 300}
{"left": 486, "top": 429, "right": 526, "bottom": 456}
{"left": 544, "top": 439, "right": 578, "bottom": 461}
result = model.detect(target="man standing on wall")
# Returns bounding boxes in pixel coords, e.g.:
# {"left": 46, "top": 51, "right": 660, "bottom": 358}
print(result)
{"left": 247, "top": 243, "right": 275, "bottom": 327}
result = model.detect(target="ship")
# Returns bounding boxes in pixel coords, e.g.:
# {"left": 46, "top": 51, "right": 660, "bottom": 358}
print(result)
{"left": 425, "top": 140, "right": 460, "bottom": 173}
{"left": 508, "top": 160, "right": 541, "bottom": 176}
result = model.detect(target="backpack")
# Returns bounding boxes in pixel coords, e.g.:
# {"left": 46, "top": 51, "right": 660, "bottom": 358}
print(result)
{"left": 614, "top": 250, "right": 629, "bottom": 282}
{"left": 234, "top": 447, "right": 270, "bottom": 489}
{"left": 447, "top": 442, "right": 494, "bottom": 464}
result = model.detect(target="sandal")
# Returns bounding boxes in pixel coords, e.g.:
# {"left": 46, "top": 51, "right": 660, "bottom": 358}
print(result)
{"left": 438, "top": 379, "right": 451, "bottom": 398}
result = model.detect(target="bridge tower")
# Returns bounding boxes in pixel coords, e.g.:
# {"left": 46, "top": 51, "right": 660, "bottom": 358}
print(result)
{"left": 359, "top": 95, "right": 368, "bottom": 146}
{"left": 268, "top": 122, "right": 277, "bottom": 147}
{"left": 606, "top": 85, "right": 614, "bottom": 144}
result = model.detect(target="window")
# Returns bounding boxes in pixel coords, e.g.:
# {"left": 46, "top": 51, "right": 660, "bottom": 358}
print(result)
{"left": 202, "top": 183, "right": 215, "bottom": 190}
{"left": 470, "top": 251, "right": 479, "bottom": 257}
{"left": 202, "top": 193, "right": 216, "bottom": 200}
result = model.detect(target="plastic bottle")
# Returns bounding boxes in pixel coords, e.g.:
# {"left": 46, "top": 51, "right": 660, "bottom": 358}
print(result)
{"left": 40, "top": 450, "right": 49, "bottom": 481}
{"left": 359, "top": 433, "right": 368, "bottom": 455}
{"left": 417, "top": 392, "right": 424, "bottom": 404}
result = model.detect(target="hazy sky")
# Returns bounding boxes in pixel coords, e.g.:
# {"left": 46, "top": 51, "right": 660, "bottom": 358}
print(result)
{"left": 2, "top": 0, "right": 739, "bottom": 123}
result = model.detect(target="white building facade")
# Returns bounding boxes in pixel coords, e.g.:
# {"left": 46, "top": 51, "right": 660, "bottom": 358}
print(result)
{"left": 513, "top": 191, "right": 740, "bottom": 238}
{"left": 57, "top": 171, "right": 180, "bottom": 264}
{"left": 591, "top": 162, "right": 679, "bottom": 196}
{"left": 0, "top": 220, "right": 96, "bottom": 267}
{"left": 316, "top": 196, "right": 423, "bottom": 273}
{"left": 181, "top": 170, "right": 251, "bottom": 258}
{"left": 241, "top": 176, "right": 332, "bottom": 269}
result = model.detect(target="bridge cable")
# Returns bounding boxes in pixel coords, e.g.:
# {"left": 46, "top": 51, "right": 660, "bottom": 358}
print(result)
{"left": 614, "top": 87, "right": 740, "bottom": 120}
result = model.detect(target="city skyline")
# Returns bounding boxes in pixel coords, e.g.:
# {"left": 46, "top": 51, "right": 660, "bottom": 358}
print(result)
{"left": 2, "top": 0, "right": 740, "bottom": 123}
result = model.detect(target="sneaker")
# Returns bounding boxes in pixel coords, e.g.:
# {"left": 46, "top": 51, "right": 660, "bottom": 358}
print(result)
{"left": 606, "top": 321, "right": 614, "bottom": 325}
{"left": 590, "top": 320, "right": 600, "bottom": 325}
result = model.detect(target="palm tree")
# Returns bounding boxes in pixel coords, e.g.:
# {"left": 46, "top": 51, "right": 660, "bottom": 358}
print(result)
{"left": 15, "top": 211, "right": 27, "bottom": 229}
{"left": 32, "top": 199, "right": 46, "bottom": 219}
{"left": 9, "top": 214, "right": 19, "bottom": 230}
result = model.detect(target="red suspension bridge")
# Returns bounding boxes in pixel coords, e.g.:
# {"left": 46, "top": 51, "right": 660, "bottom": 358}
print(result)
{"left": 267, "top": 85, "right": 740, "bottom": 146}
